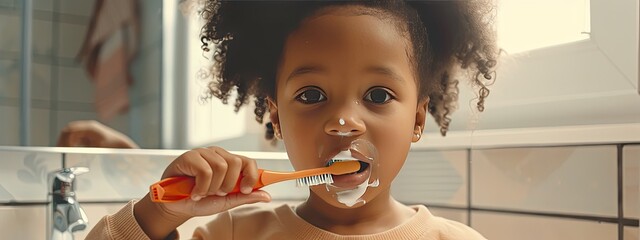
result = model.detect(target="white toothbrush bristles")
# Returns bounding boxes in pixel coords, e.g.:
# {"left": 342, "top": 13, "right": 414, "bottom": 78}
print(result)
{"left": 295, "top": 153, "right": 357, "bottom": 187}
{"left": 296, "top": 173, "right": 334, "bottom": 187}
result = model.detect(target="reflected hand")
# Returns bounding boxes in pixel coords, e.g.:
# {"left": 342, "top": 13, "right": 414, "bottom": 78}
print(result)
{"left": 56, "top": 120, "right": 139, "bottom": 148}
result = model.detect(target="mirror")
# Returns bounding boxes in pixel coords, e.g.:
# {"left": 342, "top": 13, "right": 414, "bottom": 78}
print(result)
{"left": 0, "top": 0, "right": 163, "bottom": 147}
{"left": 0, "top": 0, "right": 637, "bottom": 149}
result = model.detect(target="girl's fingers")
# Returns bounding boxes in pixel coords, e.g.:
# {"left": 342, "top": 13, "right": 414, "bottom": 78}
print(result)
{"left": 164, "top": 147, "right": 259, "bottom": 202}
{"left": 197, "top": 148, "right": 228, "bottom": 196}
{"left": 178, "top": 151, "right": 213, "bottom": 199}
{"left": 238, "top": 156, "right": 259, "bottom": 194}
{"left": 214, "top": 148, "right": 243, "bottom": 194}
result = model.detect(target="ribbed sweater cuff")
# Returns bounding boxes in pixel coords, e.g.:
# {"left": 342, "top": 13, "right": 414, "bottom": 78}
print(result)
{"left": 106, "top": 200, "right": 151, "bottom": 240}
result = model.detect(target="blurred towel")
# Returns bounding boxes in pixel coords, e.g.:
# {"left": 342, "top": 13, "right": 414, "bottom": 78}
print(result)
{"left": 77, "top": 0, "right": 140, "bottom": 120}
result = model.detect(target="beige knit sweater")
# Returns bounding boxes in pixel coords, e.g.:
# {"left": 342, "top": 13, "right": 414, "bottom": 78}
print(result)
{"left": 86, "top": 201, "right": 487, "bottom": 240}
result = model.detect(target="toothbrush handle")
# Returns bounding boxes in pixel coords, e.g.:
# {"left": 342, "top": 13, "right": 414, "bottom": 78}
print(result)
{"left": 150, "top": 170, "right": 266, "bottom": 203}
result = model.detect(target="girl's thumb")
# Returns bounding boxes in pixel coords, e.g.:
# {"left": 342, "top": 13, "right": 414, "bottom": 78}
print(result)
{"left": 192, "top": 190, "right": 272, "bottom": 215}
{"left": 224, "top": 190, "right": 272, "bottom": 208}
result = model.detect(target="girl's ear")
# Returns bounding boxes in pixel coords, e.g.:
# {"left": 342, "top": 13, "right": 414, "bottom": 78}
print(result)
{"left": 412, "top": 97, "right": 429, "bottom": 142}
{"left": 267, "top": 97, "right": 283, "bottom": 139}
{"left": 267, "top": 97, "right": 279, "bottom": 126}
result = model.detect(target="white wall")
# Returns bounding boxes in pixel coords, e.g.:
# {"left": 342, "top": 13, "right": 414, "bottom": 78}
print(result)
{"left": 429, "top": 0, "right": 639, "bottom": 134}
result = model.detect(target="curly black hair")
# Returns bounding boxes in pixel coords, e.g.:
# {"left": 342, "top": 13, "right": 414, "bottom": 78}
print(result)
{"left": 199, "top": 0, "right": 497, "bottom": 138}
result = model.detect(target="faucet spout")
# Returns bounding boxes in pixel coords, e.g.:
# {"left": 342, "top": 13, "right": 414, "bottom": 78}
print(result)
{"left": 48, "top": 167, "right": 89, "bottom": 240}
{"left": 67, "top": 200, "right": 88, "bottom": 232}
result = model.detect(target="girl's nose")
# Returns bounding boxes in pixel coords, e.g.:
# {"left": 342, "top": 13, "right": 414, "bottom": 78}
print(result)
{"left": 324, "top": 116, "right": 366, "bottom": 137}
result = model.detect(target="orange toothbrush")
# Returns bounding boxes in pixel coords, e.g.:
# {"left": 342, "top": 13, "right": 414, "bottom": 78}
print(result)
{"left": 150, "top": 161, "right": 360, "bottom": 203}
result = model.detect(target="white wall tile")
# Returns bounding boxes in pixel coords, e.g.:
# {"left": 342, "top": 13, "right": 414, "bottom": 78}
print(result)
{"left": 624, "top": 144, "right": 639, "bottom": 218}
{"left": 128, "top": 99, "right": 160, "bottom": 148}
{"left": 32, "top": 63, "right": 52, "bottom": 101}
{"left": 0, "top": 204, "right": 109, "bottom": 240}
{"left": 131, "top": 49, "right": 161, "bottom": 100}
{"left": 0, "top": 59, "right": 20, "bottom": 99}
{"left": 30, "top": 108, "right": 51, "bottom": 146}
{"left": 428, "top": 207, "right": 468, "bottom": 225}
{"left": 0, "top": 206, "right": 46, "bottom": 240}
{"left": 139, "top": 0, "right": 163, "bottom": 49}
{"left": 0, "top": 150, "right": 62, "bottom": 202}
{"left": 472, "top": 146, "right": 618, "bottom": 217}
{"left": 0, "top": 62, "right": 49, "bottom": 101}
{"left": 0, "top": 105, "right": 19, "bottom": 145}
{"left": 57, "top": 22, "right": 87, "bottom": 58}
{"left": 33, "top": 0, "right": 53, "bottom": 12}
{"left": 393, "top": 150, "right": 468, "bottom": 207}
{"left": 0, "top": 0, "right": 16, "bottom": 8}
{"left": 32, "top": 19, "right": 53, "bottom": 55}
{"left": 59, "top": 0, "right": 95, "bottom": 17}
{"left": 0, "top": 13, "right": 20, "bottom": 52}
{"left": 471, "top": 212, "right": 618, "bottom": 240}
{"left": 106, "top": 113, "right": 132, "bottom": 138}
{"left": 56, "top": 66, "right": 93, "bottom": 104}
{"left": 625, "top": 226, "right": 638, "bottom": 240}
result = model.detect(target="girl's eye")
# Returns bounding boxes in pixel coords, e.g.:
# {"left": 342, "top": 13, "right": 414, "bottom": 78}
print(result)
{"left": 364, "top": 88, "right": 393, "bottom": 104}
{"left": 295, "top": 88, "right": 326, "bottom": 104}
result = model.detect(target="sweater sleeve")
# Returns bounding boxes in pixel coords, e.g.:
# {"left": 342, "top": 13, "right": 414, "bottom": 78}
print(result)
{"left": 84, "top": 200, "right": 179, "bottom": 240}
{"left": 192, "top": 211, "right": 233, "bottom": 240}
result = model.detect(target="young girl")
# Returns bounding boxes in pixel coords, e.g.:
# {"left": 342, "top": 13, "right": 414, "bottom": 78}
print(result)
{"left": 86, "top": 0, "right": 497, "bottom": 239}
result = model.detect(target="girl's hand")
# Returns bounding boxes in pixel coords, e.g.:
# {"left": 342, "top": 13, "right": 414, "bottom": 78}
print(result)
{"left": 56, "top": 120, "right": 139, "bottom": 148}
{"left": 161, "top": 146, "right": 272, "bottom": 217}
{"left": 134, "top": 147, "right": 272, "bottom": 239}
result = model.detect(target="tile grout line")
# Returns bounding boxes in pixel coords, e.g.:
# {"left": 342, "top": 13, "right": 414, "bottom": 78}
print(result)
{"left": 49, "top": 0, "right": 61, "bottom": 147}
{"left": 617, "top": 144, "right": 624, "bottom": 240}
{"left": 406, "top": 203, "right": 639, "bottom": 226}
{"left": 467, "top": 148, "right": 472, "bottom": 226}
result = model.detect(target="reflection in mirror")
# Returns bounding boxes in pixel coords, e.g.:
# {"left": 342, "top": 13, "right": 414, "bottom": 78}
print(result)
{"left": 0, "top": 0, "right": 162, "bottom": 148}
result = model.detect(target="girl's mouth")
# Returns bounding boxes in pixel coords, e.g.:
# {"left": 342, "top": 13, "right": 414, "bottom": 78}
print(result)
{"left": 319, "top": 139, "right": 378, "bottom": 189}
{"left": 327, "top": 160, "right": 371, "bottom": 188}
{"left": 327, "top": 160, "right": 370, "bottom": 173}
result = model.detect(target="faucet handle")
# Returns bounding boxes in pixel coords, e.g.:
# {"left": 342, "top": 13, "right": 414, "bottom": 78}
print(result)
{"left": 50, "top": 167, "right": 89, "bottom": 197}
{"left": 52, "top": 167, "right": 89, "bottom": 183}
{"left": 68, "top": 167, "right": 89, "bottom": 175}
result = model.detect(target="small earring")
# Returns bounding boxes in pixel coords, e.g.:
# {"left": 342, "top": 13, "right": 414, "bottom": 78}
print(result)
{"left": 274, "top": 124, "right": 282, "bottom": 139}
{"left": 412, "top": 126, "right": 422, "bottom": 142}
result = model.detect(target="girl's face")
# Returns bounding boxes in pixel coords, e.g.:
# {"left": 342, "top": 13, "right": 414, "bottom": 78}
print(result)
{"left": 269, "top": 7, "right": 428, "bottom": 208}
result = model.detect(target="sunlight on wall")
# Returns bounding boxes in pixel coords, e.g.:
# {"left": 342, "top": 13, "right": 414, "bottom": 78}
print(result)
{"left": 497, "top": 0, "right": 591, "bottom": 54}
{"left": 186, "top": 15, "right": 246, "bottom": 148}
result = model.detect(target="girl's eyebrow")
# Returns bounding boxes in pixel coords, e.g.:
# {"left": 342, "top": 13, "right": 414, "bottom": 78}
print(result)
{"left": 286, "top": 65, "right": 327, "bottom": 83}
{"left": 365, "top": 66, "right": 405, "bottom": 83}
{"left": 286, "top": 65, "right": 405, "bottom": 83}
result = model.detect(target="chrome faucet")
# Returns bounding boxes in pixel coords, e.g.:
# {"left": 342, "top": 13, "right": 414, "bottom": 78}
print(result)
{"left": 48, "top": 167, "right": 89, "bottom": 240}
